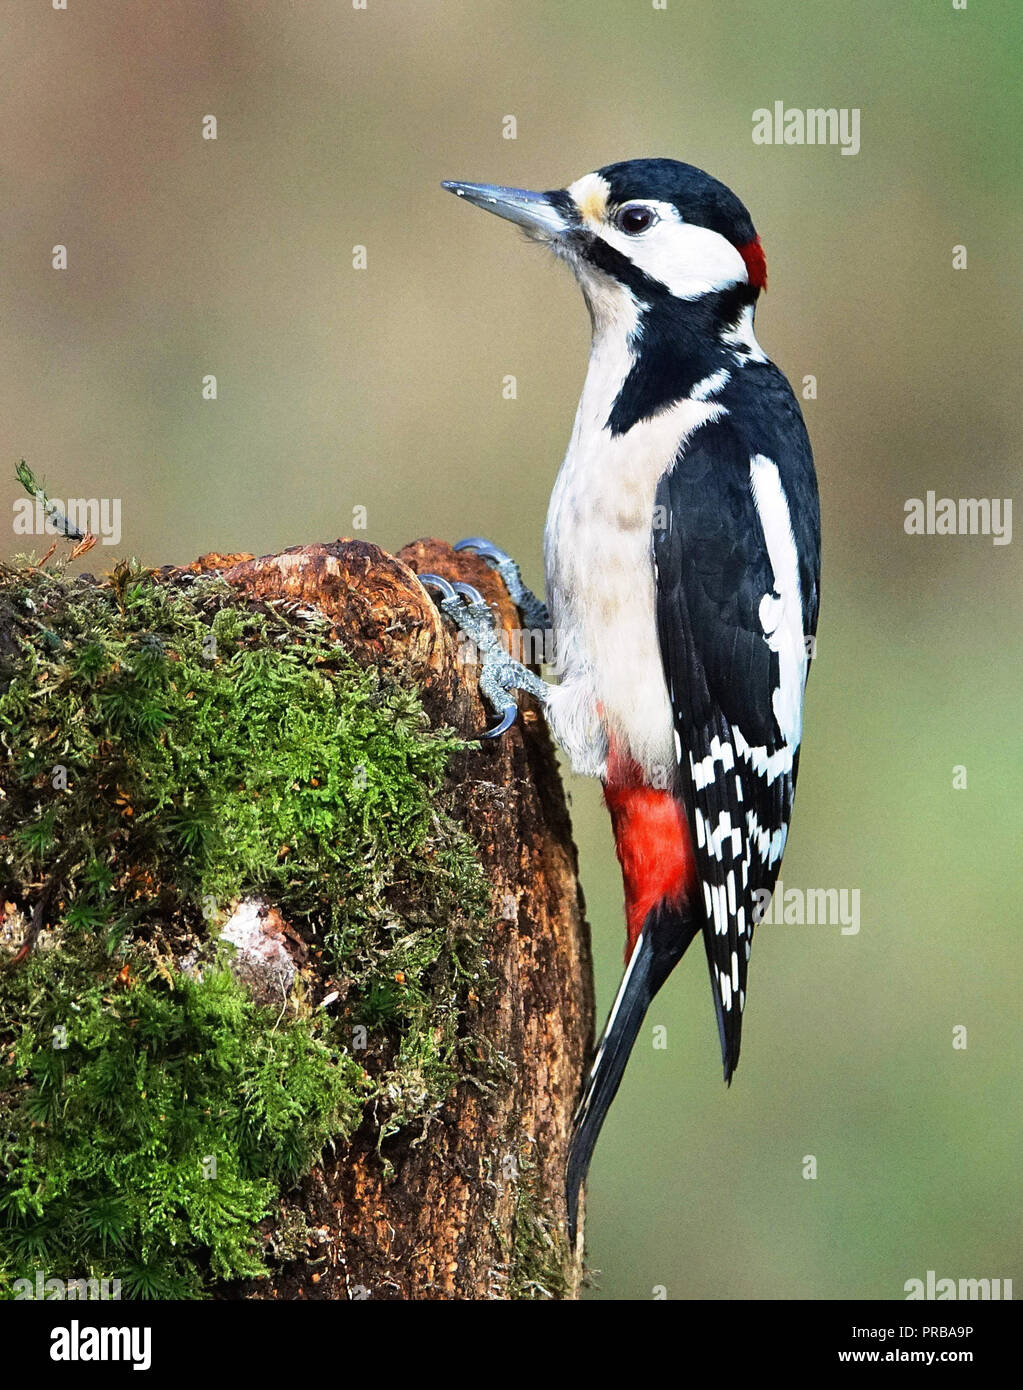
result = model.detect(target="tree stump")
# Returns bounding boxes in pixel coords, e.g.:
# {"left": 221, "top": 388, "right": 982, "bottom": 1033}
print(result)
{"left": 0, "top": 538, "right": 593, "bottom": 1301}
{"left": 219, "top": 539, "right": 593, "bottom": 1300}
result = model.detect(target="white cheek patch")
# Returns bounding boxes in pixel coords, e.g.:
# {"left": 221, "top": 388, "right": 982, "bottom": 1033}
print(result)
{"left": 564, "top": 181, "right": 750, "bottom": 319}
{"left": 593, "top": 198, "right": 748, "bottom": 299}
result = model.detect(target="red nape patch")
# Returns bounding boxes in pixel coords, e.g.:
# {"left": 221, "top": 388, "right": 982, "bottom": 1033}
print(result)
{"left": 604, "top": 745, "right": 696, "bottom": 962}
{"left": 738, "top": 235, "right": 768, "bottom": 292}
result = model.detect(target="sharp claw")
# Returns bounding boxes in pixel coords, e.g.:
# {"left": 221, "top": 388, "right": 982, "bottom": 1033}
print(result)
{"left": 418, "top": 572, "right": 458, "bottom": 602}
{"left": 454, "top": 537, "right": 511, "bottom": 566}
{"left": 451, "top": 581, "right": 487, "bottom": 605}
{"left": 421, "top": 563, "right": 538, "bottom": 742}
{"left": 483, "top": 704, "right": 519, "bottom": 738}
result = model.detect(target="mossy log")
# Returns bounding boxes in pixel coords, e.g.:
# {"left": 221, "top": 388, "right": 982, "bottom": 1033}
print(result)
{"left": 0, "top": 539, "right": 593, "bottom": 1301}
{"left": 215, "top": 539, "right": 594, "bottom": 1299}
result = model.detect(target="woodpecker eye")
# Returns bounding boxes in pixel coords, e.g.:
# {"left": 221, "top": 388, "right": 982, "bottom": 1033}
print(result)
{"left": 614, "top": 203, "right": 656, "bottom": 235}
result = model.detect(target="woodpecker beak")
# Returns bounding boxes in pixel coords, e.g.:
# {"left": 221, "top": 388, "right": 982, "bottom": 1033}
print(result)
{"left": 442, "top": 181, "right": 571, "bottom": 242}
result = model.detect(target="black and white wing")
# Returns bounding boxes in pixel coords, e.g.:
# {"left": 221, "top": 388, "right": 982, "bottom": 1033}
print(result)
{"left": 653, "top": 407, "right": 820, "bottom": 1079}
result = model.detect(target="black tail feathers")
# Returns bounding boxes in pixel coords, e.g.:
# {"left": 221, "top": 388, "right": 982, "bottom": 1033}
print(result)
{"left": 566, "top": 903, "right": 699, "bottom": 1242}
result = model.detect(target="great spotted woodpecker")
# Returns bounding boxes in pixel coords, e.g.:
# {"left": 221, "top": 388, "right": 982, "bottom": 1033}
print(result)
{"left": 423, "top": 159, "right": 821, "bottom": 1240}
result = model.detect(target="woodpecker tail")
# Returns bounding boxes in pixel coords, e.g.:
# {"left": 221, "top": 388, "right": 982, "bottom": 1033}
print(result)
{"left": 566, "top": 902, "right": 700, "bottom": 1242}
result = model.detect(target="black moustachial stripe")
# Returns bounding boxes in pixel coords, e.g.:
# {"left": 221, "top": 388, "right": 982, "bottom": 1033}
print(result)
{"left": 606, "top": 282, "right": 758, "bottom": 436}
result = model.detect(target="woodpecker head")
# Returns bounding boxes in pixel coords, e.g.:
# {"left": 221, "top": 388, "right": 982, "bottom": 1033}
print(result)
{"left": 443, "top": 158, "right": 766, "bottom": 334}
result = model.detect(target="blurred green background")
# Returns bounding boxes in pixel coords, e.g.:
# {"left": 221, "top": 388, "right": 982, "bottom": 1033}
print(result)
{"left": 3, "top": 1, "right": 1021, "bottom": 1299}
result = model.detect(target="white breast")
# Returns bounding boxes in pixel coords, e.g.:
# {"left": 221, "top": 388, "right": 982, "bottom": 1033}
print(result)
{"left": 543, "top": 311, "right": 724, "bottom": 781}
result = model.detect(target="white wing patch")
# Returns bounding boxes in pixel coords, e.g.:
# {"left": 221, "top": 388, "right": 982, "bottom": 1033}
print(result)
{"left": 749, "top": 454, "right": 808, "bottom": 753}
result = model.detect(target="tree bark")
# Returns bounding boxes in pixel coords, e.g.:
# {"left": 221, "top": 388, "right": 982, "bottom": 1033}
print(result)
{"left": 188, "top": 538, "right": 594, "bottom": 1300}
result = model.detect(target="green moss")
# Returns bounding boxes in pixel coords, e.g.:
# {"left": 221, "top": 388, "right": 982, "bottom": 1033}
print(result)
{"left": 0, "top": 558, "right": 491, "bottom": 1298}
{"left": 0, "top": 943, "right": 362, "bottom": 1299}
{"left": 506, "top": 1151, "right": 569, "bottom": 1301}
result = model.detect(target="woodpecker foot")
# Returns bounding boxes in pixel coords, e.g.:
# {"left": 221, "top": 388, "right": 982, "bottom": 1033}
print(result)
{"left": 419, "top": 573, "right": 549, "bottom": 738}
{"left": 453, "top": 537, "right": 550, "bottom": 633}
